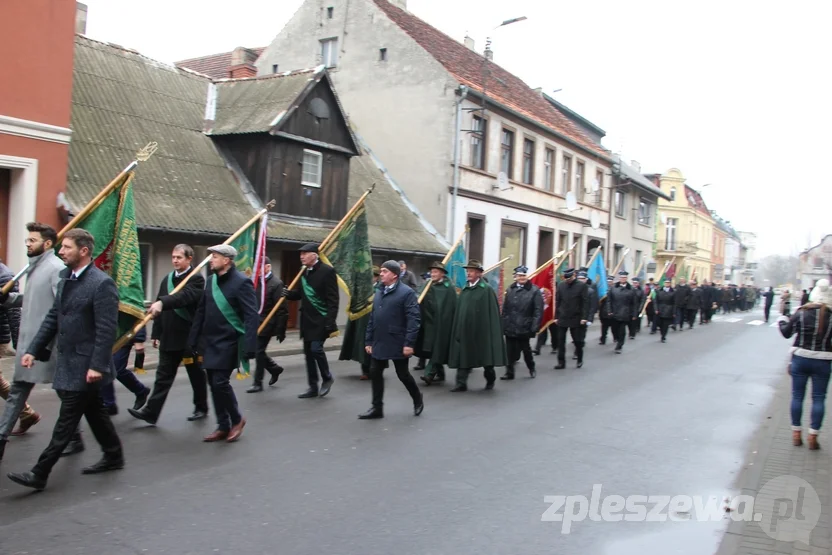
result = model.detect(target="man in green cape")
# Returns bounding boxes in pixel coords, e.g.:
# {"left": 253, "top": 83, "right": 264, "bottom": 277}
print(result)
{"left": 448, "top": 259, "right": 507, "bottom": 392}
{"left": 339, "top": 266, "right": 381, "bottom": 379}
{"left": 415, "top": 261, "right": 458, "bottom": 385}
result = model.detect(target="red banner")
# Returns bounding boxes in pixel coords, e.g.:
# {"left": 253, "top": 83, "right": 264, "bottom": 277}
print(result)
{"left": 530, "top": 259, "right": 555, "bottom": 333}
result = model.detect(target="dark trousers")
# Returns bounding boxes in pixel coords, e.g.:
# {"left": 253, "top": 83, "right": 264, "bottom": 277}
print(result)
{"left": 613, "top": 321, "right": 629, "bottom": 348}
{"left": 674, "top": 307, "right": 686, "bottom": 328}
{"left": 505, "top": 336, "right": 535, "bottom": 374}
{"left": 456, "top": 366, "right": 496, "bottom": 387}
{"left": 764, "top": 304, "right": 773, "bottom": 322}
{"left": 101, "top": 344, "right": 149, "bottom": 408}
{"left": 144, "top": 349, "right": 208, "bottom": 419}
{"left": 534, "top": 324, "right": 553, "bottom": 352}
{"left": 600, "top": 318, "right": 613, "bottom": 343}
{"left": 557, "top": 326, "right": 586, "bottom": 364}
{"left": 303, "top": 340, "right": 332, "bottom": 391}
{"left": 32, "top": 388, "right": 123, "bottom": 479}
{"left": 253, "top": 335, "right": 281, "bottom": 385}
{"left": 421, "top": 352, "right": 446, "bottom": 380}
{"left": 206, "top": 369, "right": 242, "bottom": 432}
{"left": 659, "top": 317, "right": 672, "bottom": 339}
{"left": 627, "top": 316, "right": 642, "bottom": 338}
{"left": 369, "top": 358, "right": 421, "bottom": 409}
{"left": 685, "top": 309, "right": 697, "bottom": 328}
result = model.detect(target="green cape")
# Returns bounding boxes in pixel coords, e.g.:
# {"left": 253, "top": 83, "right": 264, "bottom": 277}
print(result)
{"left": 448, "top": 281, "right": 507, "bottom": 369}
{"left": 339, "top": 282, "right": 380, "bottom": 364}
{"left": 415, "top": 277, "right": 458, "bottom": 364}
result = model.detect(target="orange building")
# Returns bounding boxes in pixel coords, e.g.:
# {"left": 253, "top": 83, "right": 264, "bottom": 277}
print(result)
{"left": 0, "top": 0, "right": 78, "bottom": 272}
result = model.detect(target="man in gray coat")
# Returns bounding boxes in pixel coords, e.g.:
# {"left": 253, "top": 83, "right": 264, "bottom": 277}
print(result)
{"left": 7, "top": 228, "right": 124, "bottom": 491}
{"left": 0, "top": 223, "right": 64, "bottom": 461}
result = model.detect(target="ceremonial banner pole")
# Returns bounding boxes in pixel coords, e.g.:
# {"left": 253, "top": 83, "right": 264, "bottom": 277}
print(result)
{"left": 483, "top": 255, "right": 513, "bottom": 275}
{"left": 640, "top": 256, "right": 675, "bottom": 317}
{"left": 585, "top": 246, "right": 602, "bottom": 269}
{"left": 417, "top": 226, "right": 468, "bottom": 304}
{"left": 259, "top": 186, "right": 376, "bottom": 335}
{"left": 610, "top": 248, "right": 630, "bottom": 277}
{"left": 633, "top": 257, "right": 645, "bottom": 280}
{"left": 112, "top": 199, "right": 276, "bottom": 352}
{"left": 1, "top": 142, "right": 159, "bottom": 296}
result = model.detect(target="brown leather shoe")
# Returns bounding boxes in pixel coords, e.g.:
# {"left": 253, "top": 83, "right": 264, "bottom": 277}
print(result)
{"left": 11, "top": 413, "right": 40, "bottom": 436}
{"left": 203, "top": 429, "right": 229, "bottom": 442}
{"left": 808, "top": 434, "right": 820, "bottom": 451}
{"left": 793, "top": 430, "right": 803, "bottom": 446}
{"left": 227, "top": 418, "right": 247, "bottom": 443}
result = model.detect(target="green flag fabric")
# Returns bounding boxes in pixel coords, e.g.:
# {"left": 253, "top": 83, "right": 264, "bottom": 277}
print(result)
{"left": 74, "top": 173, "right": 145, "bottom": 338}
{"left": 319, "top": 203, "right": 374, "bottom": 321}
{"left": 229, "top": 223, "right": 257, "bottom": 278}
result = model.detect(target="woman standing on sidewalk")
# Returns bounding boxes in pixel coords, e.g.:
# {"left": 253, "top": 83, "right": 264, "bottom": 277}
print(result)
{"left": 778, "top": 279, "right": 832, "bottom": 450}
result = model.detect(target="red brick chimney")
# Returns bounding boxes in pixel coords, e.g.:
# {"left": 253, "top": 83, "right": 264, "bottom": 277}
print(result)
{"left": 229, "top": 46, "right": 258, "bottom": 78}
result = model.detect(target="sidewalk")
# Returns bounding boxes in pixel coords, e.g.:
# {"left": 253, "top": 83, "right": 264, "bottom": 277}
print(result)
{"left": 716, "top": 374, "right": 832, "bottom": 555}
{"left": 0, "top": 332, "right": 344, "bottom": 374}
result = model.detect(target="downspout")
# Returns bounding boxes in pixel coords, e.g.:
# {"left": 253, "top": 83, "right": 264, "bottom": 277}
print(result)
{"left": 449, "top": 85, "right": 468, "bottom": 243}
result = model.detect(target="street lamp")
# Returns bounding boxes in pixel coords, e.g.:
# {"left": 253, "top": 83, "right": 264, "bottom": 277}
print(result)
{"left": 495, "top": 16, "right": 528, "bottom": 29}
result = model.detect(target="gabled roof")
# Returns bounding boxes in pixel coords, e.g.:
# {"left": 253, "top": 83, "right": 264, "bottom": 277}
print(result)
{"left": 611, "top": 155, "right": 670, "bottom": 200}
{"left": 371, "top": 0, "right": 609, "bottom": 160}
{"left": 684, "top": 184, "right": 712, "bottom": 217}
{"left": 68, "top": 35, "right": 444, "bottom": 254}
{"left": 175, "top": 47, "right": 265, "bottom": 79}
{"left": 542, "top": 93, "right": 606, "bottom": 139}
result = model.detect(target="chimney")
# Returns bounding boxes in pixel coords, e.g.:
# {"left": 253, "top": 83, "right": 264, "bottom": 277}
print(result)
{"left": 464, "top": 35, "right": 475, "bottom": 51}
{"left": 630, "top": 160, "right": 641, "bottom": 172}
{"left": 75, "top": 2, "right": 88, "bottom": 35}
{"left": 533, "top": 87, "right": 543, "bottom": 95}
{"left": 229, "top": 46, "right": 258, "bottom": 78}
{"left": 484, "top": 46, "right": 493, "bottom": 61}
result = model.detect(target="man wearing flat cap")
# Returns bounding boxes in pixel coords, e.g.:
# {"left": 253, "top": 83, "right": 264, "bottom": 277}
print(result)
{"left": 500, "top": 265, "right": 543, "bottom": 379}
{"left": 448, "top": 260, "right": 507, "bottom": 392}
{"left": 188, "top": 244, "right": 258, "bottom": 442}
{"left": 605, "top": 271, "right": 639, "bottom": 354}
{"left": 283, "top": 243, "right": 339, "bottom": 398}
{"left": 415, "top": 261, "right": 457, "bottom": 385}
{"left": 554, "top": 268, "right": 589, "bottom": 369}
{"left": 339, "top": 266, "right": 381, "bottom": 380}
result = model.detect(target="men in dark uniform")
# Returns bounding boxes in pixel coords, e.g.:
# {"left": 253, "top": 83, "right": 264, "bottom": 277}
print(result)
{"left": 686, "top": 279, "right": 703, "bottom": 329}
{"left": 655, "top": 281, "right": 676, "bottom": 343}
{"left": 283, "top": 243, "right": 339, "bottom": 399}
{"left": 598, "top": 275, "right": 615, "bottom": 345}
{"left": 130, "top": 244, "right": 208, "bottom": 425}
{"left": 763, "top": 286, "right": 775, "bottom": 322}
{"left": 247, "top": 257, "right": 287, "bottom": 393}
{"left": 554, "top": 268, "right": 589, "bottom": 369}
{"left": 188, "top": 244, "right": 258, "bottom": 443}
{"left": 340, "top": 266, "right": 381, "bottom": 380}
{"left": 416, "top": 261, "right": 457, "bottom": 385}
{"left": 448, "top": 260, "right": 507, "bottom": 392}
{"left": 574, "top": 268, "right": 598, "bottom": 360}
{"left": 500, "top": 265, "right": 543, "bottom": 379}
{"left": 359, "top": 261, "right": 423, "bottom": 419}
{"left": 606, "top": 271, "right": 638, "bottom": 354}
{"left": 628, "top": 277, "right": 645, "bottom": 339}
{"left": 673, "top": 277, "right": 690, "bottom": 331}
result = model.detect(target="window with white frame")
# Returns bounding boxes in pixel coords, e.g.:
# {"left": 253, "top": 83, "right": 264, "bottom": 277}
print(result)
{"left": 666, "top": 218, "right": 678, "bottom": 250}
{"left": 561, "top": 154, "right": 572, "bottom": 196}
{"left": 470, "top": 115, "right": 486, "bottom": 170}
{"left": 320, "top": 38, "right": 338, "bottom": 68}
{"left": 543, "top": 148, "right": 554, "bottom": 191}
{"left": 301, "top": 149, "right": 323, "bottom": 187}
{"left": 638, "top": 198, "right": 651, "bottom": 225}
{"left": 575, "top": 160, "right": 585, "bottom": 199}
{"left": 614, "top": 189, "right": 625, "bottom": 217}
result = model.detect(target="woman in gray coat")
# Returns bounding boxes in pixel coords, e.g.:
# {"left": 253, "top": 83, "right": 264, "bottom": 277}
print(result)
{"left": 0, "top": 223, "right": 64, "bottom": 458}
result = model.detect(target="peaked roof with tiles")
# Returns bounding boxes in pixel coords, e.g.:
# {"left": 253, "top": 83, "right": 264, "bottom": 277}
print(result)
{"left": 371, "top": 0, "right": 610, "bottom": 161}
{"left": 68, "top": 35, "right": 445, "bottom": 254}
{"left": 175, "top": 47, "right": 265, "bottom": 79}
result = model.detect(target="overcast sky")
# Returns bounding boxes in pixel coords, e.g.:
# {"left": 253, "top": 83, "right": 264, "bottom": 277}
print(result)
{"left": 81, "top": 0, "right": 831, "bottom": 258}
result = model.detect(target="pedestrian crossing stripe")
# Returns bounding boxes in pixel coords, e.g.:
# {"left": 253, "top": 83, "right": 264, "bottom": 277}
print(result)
{"left": 747, "top": 320, "right": 765, "bottom": 326}
{"left": 725, "top": 317, "right": 743, "bottom": 323}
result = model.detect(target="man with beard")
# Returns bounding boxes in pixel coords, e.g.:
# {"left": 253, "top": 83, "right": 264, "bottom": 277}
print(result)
{"left": 598, "top": 275, "right": 616, "bottom": 345}
{"left": 500, "top": 266, "right": 543, "bottom": 379}
{"left": 606, "top": 271, "right": 639, "bottom": 354}
{"left": 448, "top": 260, "right": 507, "bottom": 392}
{"left": 188, "top": 244, "right": 258, "bottom": 443}
{"left": 0, "top": 223, "right": 64, "bottom": 461}
{"left": 685, "top": 279, "right": 703, "bottom": 329}
{"left": 628, "top": 277, "right": 645, "bottom": 340}
{"left": 416, "top": 261, "right": 457, "bottom": 386}
{"left": 553, "top": 268, "right": 589, "bottom": 369}
{"left": 673, "top": 277, "right": 691, "bottom": 331}
{"left": 655, "top": 281, "right": 676, "bottom": 343}
{"left": 247, "top": 257, "right": 287, "bottom": 393}
{"left": 129, "top": 245, "right": 208, "bottom": 425}
{"left": 8, "top": 229, "right": 123, "bottom": 490}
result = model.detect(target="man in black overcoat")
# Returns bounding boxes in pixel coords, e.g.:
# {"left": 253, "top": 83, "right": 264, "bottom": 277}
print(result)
{"left": 247, "top": 257, "right": 287, "bottom": 393}
{"left": 554, "top": 268, "right": 589, "bottom": 369}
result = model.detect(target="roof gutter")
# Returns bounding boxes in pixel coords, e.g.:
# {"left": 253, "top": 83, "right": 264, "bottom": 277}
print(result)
{"left": 449, "top": 85, "right": 468, "bottom": 244}
{"left": 464, "top": 87, "right": 614, "bottom": 164}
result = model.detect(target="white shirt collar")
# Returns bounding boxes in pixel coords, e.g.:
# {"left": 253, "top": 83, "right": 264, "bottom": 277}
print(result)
{"left": 72, "top": 263, "right": 91, "bottom": 279}
{"left": 468, "top": 278, "right": 480, "bottom": 287}
{"left": 174, "top": 267, "right": 190, "bottom": 278}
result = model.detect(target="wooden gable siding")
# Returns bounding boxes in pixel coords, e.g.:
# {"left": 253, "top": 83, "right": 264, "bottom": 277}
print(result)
{"left": 279, "top": 79, "right": 356, "bottom": 153}
{"left": 215, "top": 134, "right": 350, "bottom": 222}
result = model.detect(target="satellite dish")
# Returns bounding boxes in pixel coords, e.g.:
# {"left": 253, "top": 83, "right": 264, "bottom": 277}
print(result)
{"left": 590, "top": 211, "right": 601, "bottom": 230}
{"left": 565, "top": 191, "right": 578, "bottom": 211}
{"left": 590, "top": 177, "right": 600, "bottom": 193}
{"left": 308, "top": 98, "right": 330, "bottom": 119}
{"left": 660, "top": 212, "right": 668, "bottom": 224}
{"left": 495, "top": 172, "right": 511, "bottom": 191}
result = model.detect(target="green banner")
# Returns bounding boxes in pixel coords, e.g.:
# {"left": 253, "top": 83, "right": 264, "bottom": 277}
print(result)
{"left": 74, "top": 173, "right": 145, "bottom": 338}
{"left": 229, "top": 223, "right": 257, "bottom": 278}
{"left": 320, "top": 203, "right": 374, "bottom": 321}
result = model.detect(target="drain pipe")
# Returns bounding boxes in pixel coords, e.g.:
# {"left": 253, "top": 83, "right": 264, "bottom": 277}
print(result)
{"left": 449, "top": 85, "right": 468, "bottom": 243}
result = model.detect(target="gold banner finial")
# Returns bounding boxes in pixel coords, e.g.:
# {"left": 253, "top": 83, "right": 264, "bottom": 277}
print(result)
{"left": 136, "top": 142, "right": 158, "bottom": 162}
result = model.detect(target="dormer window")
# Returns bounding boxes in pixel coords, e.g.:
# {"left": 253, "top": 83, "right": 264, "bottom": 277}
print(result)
{"left": 670, "top": 186, "right": 676, "bottom": 201}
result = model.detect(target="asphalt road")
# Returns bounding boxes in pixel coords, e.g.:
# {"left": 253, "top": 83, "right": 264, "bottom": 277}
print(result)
{"left": 0, "top": 305, "right": 790, "bottom": 555}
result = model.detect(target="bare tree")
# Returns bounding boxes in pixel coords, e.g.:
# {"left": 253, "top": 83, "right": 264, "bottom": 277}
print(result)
{"left": 757, "top": 255, "right": 799, "bottom": 286}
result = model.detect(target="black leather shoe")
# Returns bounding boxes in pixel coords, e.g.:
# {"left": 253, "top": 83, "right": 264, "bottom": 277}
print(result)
{"left": 420, "top": 375, "right": 433, "bottom": 386}
{"left": 298, "top": 389, "right": 319, "bottom": 399}
{"left": 105, "top": 405, "right": 119, "bottom": 416}
{"left": 529, "top": 368, "right": 536, "bottom": 378}
{"left": 187, "top": 410, "right": 208, "bottom": 421}
{"left": 268, "top": 367, "right": 283, "bottom": 386}
{"left": 127, "top": 408, "right": 157, "bottom": 425}
{"left": 358, "top": 407, "right": 383, "bottom": 419}
{"left": 554, "top": 363, "right": 566, "bottom": 370}
{"left": 413, "top": 365, "right": 425, "bottom": 371}
{"left": 615, "top": 347, "right": 622, "bottom": 354}
{"left": 133, "top": 389, "right": 150, "bottom": 411}
{"left": 319, "top": 378, "right": 334, "bottom": 398}
{"left": 82, "top": 457, "right": 125, "bottom": 475}
{"left": 246, "top": 383, "right": 264, "bottom": 393}
{"left": 577, "top": 361, "right": 583, "bottom": 369}
{"left": 572, "top": 355, "right": 578, "bottom": 360}
{"left": 499, "top": 374, "right": 514, "bottom": 380}
{"left": 532, "top": 350, "right": 540, "bottom": 356}
{"left": 450, "top": 385, "right": 467, "bottom": 392}
{"left": 484, "top": 381, "right": 495, "bottom": 390}
{"left": 8, "top": 471, "right": 47, "bottom": 491}
{"left": 61, "top": 440, "right": 85, "bottom": 457}
{"left": 414, "top": 395, "right": 424, "bottom": 416}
